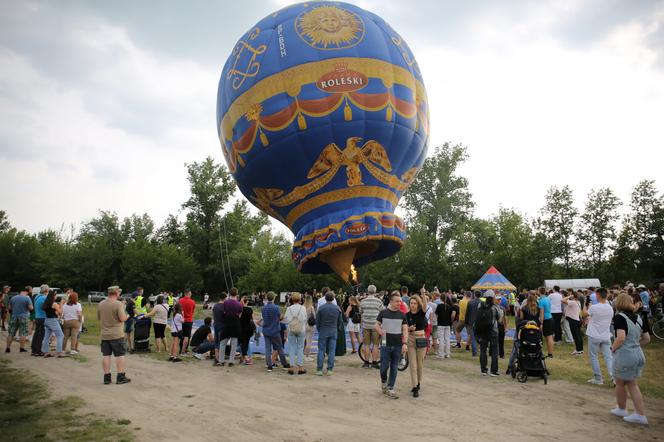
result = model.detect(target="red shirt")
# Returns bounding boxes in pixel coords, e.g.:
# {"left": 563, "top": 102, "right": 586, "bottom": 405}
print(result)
{"left": 179, "top": 297, "right": 196, "bottom": 322}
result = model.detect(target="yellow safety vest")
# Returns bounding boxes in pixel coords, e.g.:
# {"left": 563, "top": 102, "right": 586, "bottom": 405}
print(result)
{"left": 167, "top": 295, "right": 174, "bottom": 307}
{"left": 135, "top": 295, "right": 147, "bottom": 315}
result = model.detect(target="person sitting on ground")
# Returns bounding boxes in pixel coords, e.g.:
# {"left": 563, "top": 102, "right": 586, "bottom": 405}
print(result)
{"left": 191, "top": 317, "right": 215, "bottom": 360}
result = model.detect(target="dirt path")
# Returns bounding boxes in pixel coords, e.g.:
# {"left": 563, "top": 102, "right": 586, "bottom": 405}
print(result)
{"left": 3, "top": 345, "right": 663, "bottom": 441}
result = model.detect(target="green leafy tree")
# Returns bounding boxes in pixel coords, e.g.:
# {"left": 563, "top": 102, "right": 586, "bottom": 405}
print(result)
{"left": 576, "top": 188, "right": 621, "bottom": 272}
{"left": 539, "top": 185, "right": 578, "bottom": 276}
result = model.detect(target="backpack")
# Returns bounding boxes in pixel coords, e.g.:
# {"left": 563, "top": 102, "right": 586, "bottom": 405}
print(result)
{"left": 289, "top": 305, "right": 305, "bottom": 334}
{"left": 474, "top": 303, "right": 494, "bottom": 335}
{"left": 351, "top": 306, "right": 361, "bottom": 324}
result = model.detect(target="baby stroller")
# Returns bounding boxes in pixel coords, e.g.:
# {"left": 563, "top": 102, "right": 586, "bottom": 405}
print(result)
{"left": 133, "top": 317, "right": 152, "bottom": 353}
{"left": 511, "top": 321, "right": 548, "bottom": 384}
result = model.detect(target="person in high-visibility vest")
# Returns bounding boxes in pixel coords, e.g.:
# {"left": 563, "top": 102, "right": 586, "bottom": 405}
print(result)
{"left": 167, "top": 293, "right": 174, "bottom": 317}
{"left": 134, "top": 287, "right": 147, "bottom": 316}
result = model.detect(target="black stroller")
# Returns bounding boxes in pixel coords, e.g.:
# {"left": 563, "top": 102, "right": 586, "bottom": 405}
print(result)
{"left": 133, "top": 317, "right": 151, "bottom": 353}
{"left": 511, "top": 322, "right": 548, "bottom": 384}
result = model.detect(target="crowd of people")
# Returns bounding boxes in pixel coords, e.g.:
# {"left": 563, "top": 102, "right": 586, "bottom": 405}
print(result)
{"left": 1, "top": 280, "right": 661, "bottom": 426}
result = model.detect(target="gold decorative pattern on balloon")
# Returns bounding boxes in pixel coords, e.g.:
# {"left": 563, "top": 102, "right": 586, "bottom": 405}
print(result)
{"left": 249, "top": 137, "right": 415, "bottom": 227}
{"left": 226, "top": 27, "right": 267, "bottom": 90}
{"left": 391, "top": 35, "right": 421, "bottom": 76}
{"left": 295, "top": 5, "right": 365, "bottom": 49}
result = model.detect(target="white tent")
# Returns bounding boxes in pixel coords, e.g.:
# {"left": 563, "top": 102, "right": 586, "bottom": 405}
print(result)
{"left": 544, "top": 279, "right": 601, "bottom": 290}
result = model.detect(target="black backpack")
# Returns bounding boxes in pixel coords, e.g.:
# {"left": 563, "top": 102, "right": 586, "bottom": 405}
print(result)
{"left": 474, "top": 303, "right": 494, "bottom": 335}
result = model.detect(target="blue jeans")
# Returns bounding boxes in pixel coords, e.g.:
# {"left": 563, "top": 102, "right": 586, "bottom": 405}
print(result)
{"left": 380, "top": 345, "right": 401, "bottom": 389}
{"left": 194, "top": 341, "right": 215, "bottom": 354}
{"left": 317, "top": 330, "right": 337, "bottom": 371}
{"left": 288, "top": 331, "right": 305, "bottom": 367}
{"left": 589, "top": 336, "right": 613, "bottom": 381}
{"left": 42, "top": 318, "right": 64, "bottom": 353}
{"left": 264, "top": 334, "right": 288, "bottom": 368}
{"left": 465, "top": 324, "right": 478, "bottom": 355}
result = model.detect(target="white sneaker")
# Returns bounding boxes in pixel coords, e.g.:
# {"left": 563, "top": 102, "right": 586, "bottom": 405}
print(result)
{"left": 623, "top": 413, "right": 648, "bottom": 425}
{"left": 70, "top": 350, "right": 79, "bottom": 355}
{"left": 587, "top": 378, "right": 604, "bottom": 385}
{"left": 436, "top": 355, "right": 444, "bottom": 359}
{"left": 192, "top": 353, "right": 205, "bottom": 360}
{"left": 610, "top": 407, "right": 628, "bottom": 417}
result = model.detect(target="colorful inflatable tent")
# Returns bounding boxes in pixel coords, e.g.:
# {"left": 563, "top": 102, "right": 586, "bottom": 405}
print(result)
{"left": 471, "top": 266, "right": 516, "bottom": 291}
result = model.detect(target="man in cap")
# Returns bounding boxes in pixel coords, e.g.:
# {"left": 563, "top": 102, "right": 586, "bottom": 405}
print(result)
{"left": 97, "top": 286, "right": 130, "bottom": 384}
{"left": 5, "top": 287, "right": 33, "bottom": 353}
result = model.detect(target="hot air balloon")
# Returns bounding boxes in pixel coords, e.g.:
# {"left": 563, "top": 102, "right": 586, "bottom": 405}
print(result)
{"left": 216, "top": 1, "right": 429, "bottom": 281}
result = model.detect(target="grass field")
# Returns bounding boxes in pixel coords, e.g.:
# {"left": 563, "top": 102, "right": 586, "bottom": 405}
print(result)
{"left": 0, "top": 359, "right": 134, "bottom": 441}
{"left": 78, "top": 302, "right": 664, "bottom": 399}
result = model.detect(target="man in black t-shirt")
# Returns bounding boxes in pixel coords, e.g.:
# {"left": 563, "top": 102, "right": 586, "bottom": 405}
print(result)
{"left": 376, "top": 291, "right": 408, "bottom": 399}
{"left": 191, "top": 317, "right": 214, "bottom": 359}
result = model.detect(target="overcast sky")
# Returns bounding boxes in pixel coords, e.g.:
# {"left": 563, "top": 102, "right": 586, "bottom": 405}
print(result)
{"left": 1, "top": 0, "right": 663, "bottom": 238}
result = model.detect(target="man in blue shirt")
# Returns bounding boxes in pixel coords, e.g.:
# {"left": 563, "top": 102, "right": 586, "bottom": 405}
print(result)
{"left": 537, "top": 287, "right": 554, "bottom": 358}
{"left": 260, "top": 292, "right": 289, "bottom": 372}
{"left": 315, "top": 291, "right": 344, "bottom": 376}
{"left": 5, "top": 287, "right": 33, "bottom": 353}
{"left": 31, "top": 284, "right": 48, "bottom": 356}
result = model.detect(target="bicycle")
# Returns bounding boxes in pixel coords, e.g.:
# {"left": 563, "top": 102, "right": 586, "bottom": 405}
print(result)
{"left": 651, "top": 308, "right": 664, "bottom": 341}
{"left": 357, "top": 342, "right": 409, "bottom": 371}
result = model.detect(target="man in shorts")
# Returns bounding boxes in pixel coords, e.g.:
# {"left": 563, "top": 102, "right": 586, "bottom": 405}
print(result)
{"left": 5, "top": 287, "right": 33, "bottom": 353}
{"left": 360, "top": 285, "right": 384, "bottom": 368}
{"left": 97, "top": 286, "right": 130, "bottom": 385}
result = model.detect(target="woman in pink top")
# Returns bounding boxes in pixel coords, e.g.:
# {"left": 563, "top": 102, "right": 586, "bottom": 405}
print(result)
{"left": 562, "top": 290, "right": 584, "bottom": 355}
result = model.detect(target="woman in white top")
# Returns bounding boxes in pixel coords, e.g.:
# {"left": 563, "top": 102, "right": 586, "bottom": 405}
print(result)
{"left": 62, "top": 292, "right": 83, "bottom": 355}
{"left": 303, "top": 295, "right": 316, "bottom": 362}
{"left": 143, "top": 295, "right": 169, "bottom": 352}
{"left": 562, "top": 290, "right": 584, "bottom": 355}
{"left": 284, "top": 292, "right": 308, "bottom": 375}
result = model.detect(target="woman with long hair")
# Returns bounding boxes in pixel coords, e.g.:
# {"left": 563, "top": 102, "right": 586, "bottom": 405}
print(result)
{"left": 435, "top": 295, "right": 455, "bottom": 358}
{"left": 563, "top": 290, "right": 584, "bottom": 355}
{"left": 62, "top": 291, "right": 82, "bottom": 354}
{"left": 406, "top": 294, "right": 427, "bottom": 398}
{"left": 507, "top": 294, "right": 541, "bottom": 374}
{"left": 143, "top": 295, "right": 169, "bottom": 352}
{"left": 239, "top": 295, "right": 255, "bottom": 365}
{"left": 169, "top": 303, "right": 183, "bottom": 362}
{"left": 41, "top": 291, "right": 66, "bottom": 357}
{"left": 285, "top": 292, "right": 307, "bottom": 374}
{"left": 345, "top": 295, "right": 361, "bottom": 354}
{"left": 610, "top": 294, "right": 650, "bottom": 425}
{"left": 303, "top": 294, "right": 316, "bottom": 362}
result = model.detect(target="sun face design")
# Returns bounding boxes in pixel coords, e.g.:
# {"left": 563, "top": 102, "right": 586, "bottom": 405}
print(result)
{"left": 295, "top": 6, "right": 365, "bottom": 49}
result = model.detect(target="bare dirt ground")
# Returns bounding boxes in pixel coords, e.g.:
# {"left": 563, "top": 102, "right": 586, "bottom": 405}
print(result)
{"left": 4, "top": 345, "right": 663, "bottom": 442}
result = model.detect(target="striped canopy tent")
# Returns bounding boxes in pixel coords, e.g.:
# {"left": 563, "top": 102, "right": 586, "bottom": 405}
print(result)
{"left": 471, "top": 266, "right": 516, "bottom": 291}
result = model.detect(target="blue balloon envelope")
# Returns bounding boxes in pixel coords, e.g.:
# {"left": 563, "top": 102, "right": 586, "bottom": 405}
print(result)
{"left": 217, "top": 1, "right": 429, "bottom": 281}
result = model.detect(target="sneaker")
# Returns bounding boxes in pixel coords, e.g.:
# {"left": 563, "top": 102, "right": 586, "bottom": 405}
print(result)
{"left": 412, "top": 389, "right": 419, "bottom": 398}
{"left": 228, "top": 362, "right": 235, "bottom": 367}
{"left": 490, "top": 372, "right": 500, "bottom": 377}
{"left": 587, "top": 378, "right": 604, "bottom": 385}
{"left": 172, "top": 357, "right": 183, "bottom": 362}
{"left": 381, "top": 383, "right": 388, "bottom": 394}
{"left": 371, "top": 362, "right": 380, "bottom": 369}
{"left": 327, "top": 370, "right": 333, "bottom": 376}
{"left": 623, "top": 413, "right": 648, "bottom": 425}
{"left": 69, "top": 350, "right": 78, "bottom": 355}
{"left": 362, "top": 362, "right": 370, "bottom": 369}
{"left": 482, "top": 371, "right": 488, "bottom": 376}
{"left": 315, "top": 370, "right": 323, "bottom": 376}
{"left": 192, "top": 353, "right": 205, "bottom": 360}
{"left": 445, "top": 355, "right": 451, "bottom": 359}
{"left": 213, "top": 359, "right": 222, "bottom": 366}
{"left": 104, "top": 373, "right": 112, "bottom": 385}
{"left": 386, "top": 389, "right": 399, "bottom": 399}
{"left": 282, "top": 363, "right": 291, "bottom": 369}
{"left": 266, "top": 366, "right": 273, "bottom": 372}
{"left": 571, "top": 351, "right": 579, "bottom": 355}
{"left": 610, "top": 407, "right": 628, "bottom": 417}
{"left": 576, "top": 351, "right": 584, "bottom": 355}
{"left": 19, "top": 348, "right": 28, "bottom": 353}
{"left": 4, "top": 348, "right": 9, "bottom": 353}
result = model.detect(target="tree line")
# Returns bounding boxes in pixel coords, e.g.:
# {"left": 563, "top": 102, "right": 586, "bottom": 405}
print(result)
{"left": 1, "top": 146, "right": 663, "bottom": 295}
